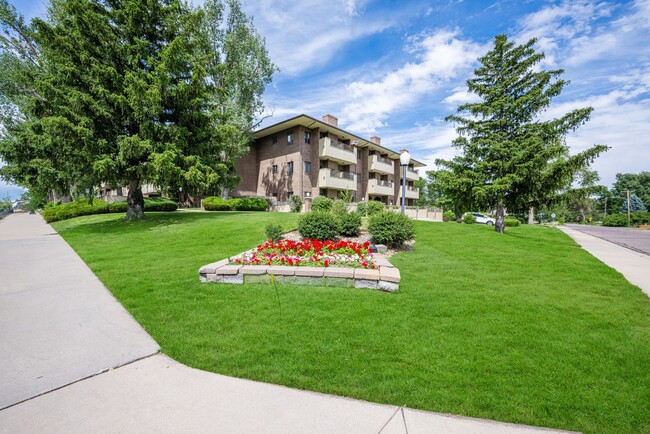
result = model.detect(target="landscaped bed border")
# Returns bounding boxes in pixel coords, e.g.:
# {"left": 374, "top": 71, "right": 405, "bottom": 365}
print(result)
{"left": 199, "top": 251, "right": 401, "bottom": 292}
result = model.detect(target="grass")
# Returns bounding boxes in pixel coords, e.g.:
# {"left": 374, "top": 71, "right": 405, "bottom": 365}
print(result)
{"left": 52, "top": 212, "right": 650, "bottom": 434}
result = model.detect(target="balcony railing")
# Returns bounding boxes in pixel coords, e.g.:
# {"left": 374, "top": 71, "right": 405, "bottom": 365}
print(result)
{"left": 398, "top": 185, "right": 419, "bottom": 199}
{"left": 406, "top": 167, "right": 419, "bottom": 181}
{"left": 319, "top": 137, "right": 356, "bottom": 165}
{"left": 369, "top": 154, "right": 394, "bottom": 174}
{"left": 318, "top": 168, "right": 357, "bottom": 191}
{"left": 367, "top": 179, "right": 394, "bottom": 196}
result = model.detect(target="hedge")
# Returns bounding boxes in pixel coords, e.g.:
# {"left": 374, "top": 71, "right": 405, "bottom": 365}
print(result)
{"left": 42, "top": 197, "right": 178, "bottom": 223}
{"left": 202, "top": 196, "right": 268, "bottom": 212}
{"left": 603, "top": 212, "right": 650, "bottom": 227}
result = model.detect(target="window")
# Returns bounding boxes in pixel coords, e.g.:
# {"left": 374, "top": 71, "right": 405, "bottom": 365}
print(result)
{"left": 357, "top": 149, "right": 362, "bottom": 159}
{"left": 357, "top": 172, "right": 362, "bottom": 183}
{"left": 272, "top": 136, "right": 278, "bottom": 144}
{"left": 304, "top": 161, "right": 311, "bottom": 174}
{"left": 287, "top": 131, "right": 293, "bottom": 144}
{"left": 288, "top": 191, "right": 293, "bottom": 198}
{"left": 287, "top": 161, "right": 294, "bottom": 175}
{"left": 272, "top": 164, "right": 278, "bottom": 174}
{"left": 304, "top": 132, "right": 311, "bottom": 144}
{"left": 272, "top": 192, "right": 278, "bottom": 198}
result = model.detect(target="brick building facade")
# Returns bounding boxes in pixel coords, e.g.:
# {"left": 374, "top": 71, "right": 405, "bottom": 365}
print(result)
{"left": 233, "top": 114, "right": 423, "bottom": 206}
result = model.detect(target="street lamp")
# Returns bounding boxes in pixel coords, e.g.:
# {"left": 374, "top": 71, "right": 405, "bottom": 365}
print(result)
{"left": 399, "top": 149, "right": 411, "bottom": 214}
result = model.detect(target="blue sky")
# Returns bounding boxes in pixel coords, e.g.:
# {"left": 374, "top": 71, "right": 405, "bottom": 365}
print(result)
{"left": 4, "top": 0, "right": 650, "bottom": 200}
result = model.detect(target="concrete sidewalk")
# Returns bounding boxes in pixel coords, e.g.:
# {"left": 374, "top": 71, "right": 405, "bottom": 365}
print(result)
{"left": 558, "top": 226, "right": 650, "bottom": 297}
{"left": 0, "top": 213, "right": 576, "bottom": 433}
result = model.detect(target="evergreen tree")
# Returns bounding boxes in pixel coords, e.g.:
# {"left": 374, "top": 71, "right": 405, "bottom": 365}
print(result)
{"left": 621, "top": 194, "right": 647, "bottom": 213}
{"left": 612, "top": 172, "right": 650, "bottom": 211}
{"left": 437, "top": 34, "right": 607, "bottom": 232}
{"left": 0, "top": 0, "right": 274, "bottom": 219}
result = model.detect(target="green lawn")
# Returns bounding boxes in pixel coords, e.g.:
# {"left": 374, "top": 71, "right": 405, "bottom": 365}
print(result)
{"left": 52, "top": 212, "right": 650, "bottom": 434}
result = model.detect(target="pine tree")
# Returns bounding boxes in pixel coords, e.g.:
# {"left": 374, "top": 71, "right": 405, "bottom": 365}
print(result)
{"left": 437, "top": 34, "right": 607, "bottom": 232}
{"left": 0, "top": 0, "right": 274, "bottom": 219}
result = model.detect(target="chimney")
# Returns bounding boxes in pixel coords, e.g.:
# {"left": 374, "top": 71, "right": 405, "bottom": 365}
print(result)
{"left": 370, "top": 136, "right": 381, "bottom": 145}
{"left": 322, "top": 114, "right": 338, "bottom": 127}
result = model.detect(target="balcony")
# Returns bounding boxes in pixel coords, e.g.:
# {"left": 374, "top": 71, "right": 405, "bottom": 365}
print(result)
{"left": 405, "top": 167, "right": 419, "bottom": 181}
{"left": 318, "top": 168, "right": 357, "bottom": 191}
{"left": 368, "top": 155, "right": 394, "bottom": 174}
{"left": 367, "top": 179, "right": 394, "bottom": 196}
{"left": 319, "top": 137, "right": 356, "bottom": 165}
{"left": 398, "top": 185, "right": 419, "bottom": 200}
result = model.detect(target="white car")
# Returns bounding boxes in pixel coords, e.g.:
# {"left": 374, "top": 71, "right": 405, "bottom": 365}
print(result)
{"left": 465, "top": 212, "right": 496, "bottom": 225}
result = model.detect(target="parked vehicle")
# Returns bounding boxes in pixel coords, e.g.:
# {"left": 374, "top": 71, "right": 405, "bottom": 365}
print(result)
{"left": 464, "top": 212, "right": 496, "bottom": 225}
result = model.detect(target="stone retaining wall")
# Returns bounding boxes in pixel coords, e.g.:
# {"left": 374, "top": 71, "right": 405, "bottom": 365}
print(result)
{"left": 199, "top": 254, "right": 400, "bottom": 292}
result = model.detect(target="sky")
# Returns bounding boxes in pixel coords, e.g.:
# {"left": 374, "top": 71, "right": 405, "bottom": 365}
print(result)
{"left": 4, "top": 0, "right": 650, "bottom": 200}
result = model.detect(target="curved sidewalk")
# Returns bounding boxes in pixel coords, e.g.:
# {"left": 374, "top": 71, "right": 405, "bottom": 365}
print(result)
{"left": 558, "top": 225, "right": 650, "bottom": 297}
{"left": 0, "top": 214, "right": 576, "bottom": 433}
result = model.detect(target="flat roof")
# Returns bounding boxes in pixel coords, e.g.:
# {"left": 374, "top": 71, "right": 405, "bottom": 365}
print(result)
{"left": 253, "top": 114, "right": 426, "bottom": 168}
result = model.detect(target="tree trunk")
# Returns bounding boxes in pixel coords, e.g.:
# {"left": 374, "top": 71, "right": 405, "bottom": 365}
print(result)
{"left": 495, "top": 204, "right": 506, "bottom": 233}
{"left": 126, "top": 178, "right": 144, "bottom": 221}
{"left": 528, "top": 206, "right": 535, "bottom": 224}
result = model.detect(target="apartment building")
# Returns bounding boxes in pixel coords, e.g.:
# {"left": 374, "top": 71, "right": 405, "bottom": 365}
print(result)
{"left": 233, "top": 114, "right": 424, "bottom": 206}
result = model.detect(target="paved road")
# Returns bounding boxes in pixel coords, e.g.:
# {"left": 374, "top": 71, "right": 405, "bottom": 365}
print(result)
{"left": 0, "top": 213, "right": 577, "bottom": 433}
{"left": 565, "top": 224, "right": 650, "bottom": 255}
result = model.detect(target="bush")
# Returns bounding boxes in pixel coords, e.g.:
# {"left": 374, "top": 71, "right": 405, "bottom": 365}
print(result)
{"left": 108, "top": 201, "right": 128, "bottom": 213}
{"left": 338, "top": 211, "right": 362, "bottom": 237}
{"left": 42, "top": 198, "right": 109, "bottom": 223}
{"left": 298, "top": 211, "right": 339, "bottom": 240}
{"left": 368, "top": 211, "right": 415, "bottom": 248}
{"left": 504, "top": 218, "right": 521, "bottom": 227}
{"left": 312, "top": 196, "right": 333, "bottom": 212}
{"left": 289, "top": 195, "right": 303, "bottom": 213}
{"left": 603, "top": 212, "right": 650, "bottom": 227}
{"left": 331, "top": 199, "right": 348, "bottom": 215}
{"left": 463, "top": 213, "right": 476, "bottom": 224}
{"left": 443, "top": 210, "right": 455, "bottom": 222}
{"left": 355, "top": 201, "right": 368, "bottom": 216}
{"left": 265, "top": 224, "right": 284, "bottom": 242}
{"left": 366, "top": 200, "right": 384, "bottom": 216}
{"left": 143, "top": 197, "right": 178, "bottom": 211}
{"left": 202, "top": 196, "right": 231, "bottom": 211}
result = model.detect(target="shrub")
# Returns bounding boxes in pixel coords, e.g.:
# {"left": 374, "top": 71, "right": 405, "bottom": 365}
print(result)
{"left": 143, "top": 197, "right": 178, "bottom": 211}
{"left": 298, "top": 211, "right": 339, "bottom": 240}
{"left": 331, "top": 199, "right": 348, "bottom": 215}
{"left": 312, "top": 196, "right": 333, "bottom": 212}
{"left": 603, "top": 212, "right": 650, "bottom": 227}
{"left": 108, "top": 201, "right": 128, "bottom": 213}
{"left": 338, "top": 211, "right": 362, "bottom": 237}
{"left": 41, "top": 198, "right": 109, "bottom": 223}
{"left": 368, "top": 211, "right": 415, "bottom": 248}
{"left": 231, "top": 197, "right": 268, "bottom": 211}
{"left": 265, "top": 223, "right": 284, "bottom": 242}
{"left": 504, "top": 218, "right": 521, "bottom": 227}
{"left": 443, "top": 210, "right": 455, "bottom": 222}
{"left": 202, "top": 196, "right": 231, "bottom": 211}
{"left": 366, "top": 200, "right": 384, "bottom": 216}
{"left": 289, "top": 195, "right": 303, "bottom": 213}
{"left": 463, "top": 213, "right": 476, "bottom": 224}
{"left": 356, "top": 201, "right": 368, "bottom": 216}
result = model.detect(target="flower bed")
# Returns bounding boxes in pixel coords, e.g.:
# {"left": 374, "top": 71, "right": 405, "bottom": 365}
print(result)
{"left": 230, "top": 239, "right": 378, "bottom": 269}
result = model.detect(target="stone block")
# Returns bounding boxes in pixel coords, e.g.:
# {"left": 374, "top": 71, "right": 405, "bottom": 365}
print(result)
{"left": 198, "top": 259, "right": 229, "bottom": 274}
{"left": 284, "top": 276, "right": 325, "bottom": 287}
{"left": 267, "top": 266, "right": 298, "bottom": 276}
{"left": 215, "top": 265, "right": 241, "bottom": 275}
{"left": 206, "top": 274, "right": 223, "bottom": 283}
{"left": 222, "top": 274, "right": 244, "bottom": 284}
{"left": 354, "top": 268, "right": 380, "bottom": 281}
{"left": 375, "top": 244, "right": 388, "bottom": 253}
{"left": 378, "top": 280, "right": 399, "bottom": 292}
{"left": 239, "top": 265, "right": 269, "bottom": 275}
{"left": 325, "top": 277, "right": 354, "bottom": 288}
{"left": 323, "top": 267, "right": 354, "bottom": 278}
{"left": 244, "top": 274, "right": 271, "bottom": 284}
{"left": 373, "top": 255, "right": 394, "bottom": 268}
{"left": 199, "top": 273, "right": 207, "bottom": 283}
{"left": 295, "top": 267, "right": 324, "bottom": 277}
{"left": 355, "top": 279, "right": 378, "bottom": 289}
{"left": 379, "top": 266, "right": 401, "bottom": 283}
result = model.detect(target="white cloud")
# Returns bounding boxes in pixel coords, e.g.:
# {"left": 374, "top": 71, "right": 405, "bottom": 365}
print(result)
{"left": 243, "top": 0, "right": 391, "bottom": 75}
{"left": 442, "top": 86, "right": 480, "bottom": 107}
{"left": 340, "top": 30, "right": 484, "bottom": 133}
